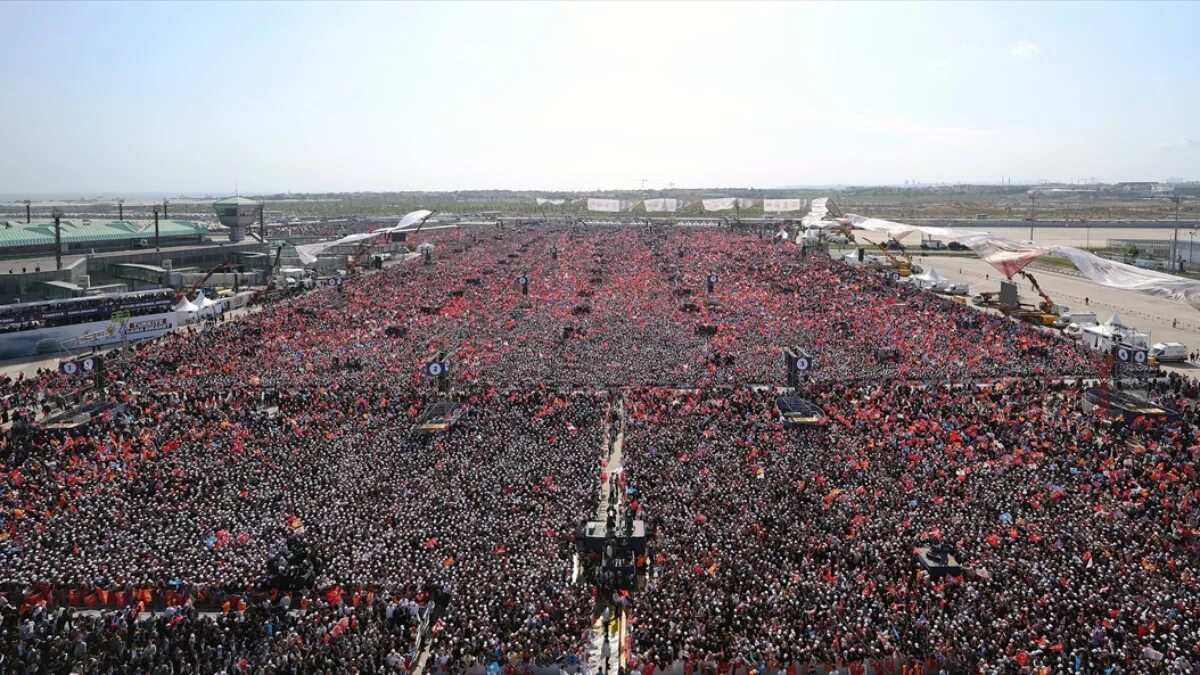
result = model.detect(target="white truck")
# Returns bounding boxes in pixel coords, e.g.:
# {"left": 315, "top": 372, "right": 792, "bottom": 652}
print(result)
{"left": 275, "top": 267, "right": 316, "bottom": 292}
{"left": 1061, "top": 312, "right": 1098, "bottom": 339}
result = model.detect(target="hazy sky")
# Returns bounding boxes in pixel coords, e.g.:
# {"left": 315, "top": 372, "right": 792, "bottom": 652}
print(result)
{"left": 2, "top": 1, "right": 1198, "bottom": 194}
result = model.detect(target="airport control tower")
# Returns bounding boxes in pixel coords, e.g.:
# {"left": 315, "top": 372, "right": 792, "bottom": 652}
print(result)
{"left": 213, "top": 195, "right": 263, "bottom": 243}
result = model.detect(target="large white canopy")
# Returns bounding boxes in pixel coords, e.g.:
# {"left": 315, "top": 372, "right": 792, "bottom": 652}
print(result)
{"left": 294, "top": 210, "right": 444, "bottom": 264}
{"left": 174, "top": 297, "right": 199, "bottom": 313}
{"left": 843, "top": 209, "right": 1200, "bottom": 311}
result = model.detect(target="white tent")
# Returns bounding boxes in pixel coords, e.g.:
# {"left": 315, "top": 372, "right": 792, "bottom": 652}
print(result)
{"left": 915, "top": 268, "right": 945, "bottom": 284}
{"left": 194, "top": 294, "right": 219, "bottom": 316}
{"left": 1104, "top": 313, "right": 1129, "bottom": 329}
{"left": 174, "top": 297, "right": 199, "bottom": 313}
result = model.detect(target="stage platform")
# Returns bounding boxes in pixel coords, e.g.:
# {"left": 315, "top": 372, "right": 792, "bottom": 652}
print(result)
{"left": 916, "top": 546, "right": 962, "bottom": 579}
{"left": 416, "top": 401, "right": 466, "bottom": 433}
{"left": 39, "top": 401, "right": 126, "bottom": 430}
{"left": 577, "top": 520, "right": 647, "bottom": 555}
{"left": 776, "top": 396, "right": 827, "bottom": 428}
{"left": 1082, "top": 387, "right": 1179, "bottom": 422}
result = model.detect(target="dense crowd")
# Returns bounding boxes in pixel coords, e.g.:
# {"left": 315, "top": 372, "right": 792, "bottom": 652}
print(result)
{"left": 624, "top": 383, "right": 1200, "bottom": 673}
{"left": 2, "top": 224, "right": 1193, "bottom": 673}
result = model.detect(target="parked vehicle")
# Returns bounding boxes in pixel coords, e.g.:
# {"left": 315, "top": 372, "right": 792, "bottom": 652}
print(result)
{"left": 1148, "top": 342, "right": 1188, "bottom": 363}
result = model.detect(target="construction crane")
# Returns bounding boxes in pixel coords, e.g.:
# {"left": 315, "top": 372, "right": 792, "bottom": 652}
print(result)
{"left": 1007, "top": 270, "right": 1060, "bottom": 326}
{"left": 861, "top": 236, "right": 918, "bottom": 277}
{"left": 347, "top": 235, "right": 383, "bottom": 274}
{"left": 179, "top": 259, "right": 237, "bottom": 302}
{"left": 1018, "top": 270, "right": 1057, "bottom": 316}
{"left": 261, "top": 244, "right": 286, "bottom": 293}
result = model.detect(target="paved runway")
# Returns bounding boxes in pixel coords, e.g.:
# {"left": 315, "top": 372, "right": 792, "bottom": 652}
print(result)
{"left": 909, "top": 254, "right": 1198, "bottom": 377}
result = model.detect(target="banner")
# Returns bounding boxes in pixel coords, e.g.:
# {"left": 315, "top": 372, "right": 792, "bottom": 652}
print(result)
{"left": 587, "top": 198, "right": 629, "bottom": 213}
{"left": 701, "top": 198, "right": 737, "bottom": 212}
{"left": 643, "top": 198, "right": 682, "bottom": 213}
{"left": 701, "top": 198, "right": 761, "bottom": 211}
{"left": 764, "top": 198, "right": 803, "bottom": 213}
{"left": 535, "top": 198, "right": 566, "bottom": 206}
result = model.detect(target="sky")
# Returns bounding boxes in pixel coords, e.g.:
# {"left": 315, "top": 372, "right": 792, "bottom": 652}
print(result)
{"left": 2, "top": 0, "right": 1199, "bottom": 195}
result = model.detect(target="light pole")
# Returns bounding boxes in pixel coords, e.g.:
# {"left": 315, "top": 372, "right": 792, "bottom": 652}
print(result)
{"left": 1171, "top": 195, "right": 1181, "bottom": 272}
{"left": 1028, "top": 192, "right": 1037, "bottom": 242}
{"left": 1189, "top": 228, "right": 1196, "bottom": 272}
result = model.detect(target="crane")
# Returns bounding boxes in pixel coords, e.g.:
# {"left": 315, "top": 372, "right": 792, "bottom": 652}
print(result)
{"left": 860, "top": 236, "right": 916, "bottom": 277}
{"left": 1018, "top": 270, "right": 1058, "bottom": 316}
{"left": 347, "top": 235, "right": 384, "bottom": 274}
{"left": 178, "top": 259, "right": 237, "bottom": 302}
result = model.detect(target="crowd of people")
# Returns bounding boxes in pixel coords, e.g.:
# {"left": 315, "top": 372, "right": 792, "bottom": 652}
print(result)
{"left": 0, "top": 223, "right": 1194, "bottom": 673}
{"left": 623, "top": 382, "right": 1200, "bottom": 673}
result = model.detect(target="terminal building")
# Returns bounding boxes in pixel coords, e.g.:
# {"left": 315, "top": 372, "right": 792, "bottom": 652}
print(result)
{"left": 0, "top": 198, "right": 269, "bottom": 304}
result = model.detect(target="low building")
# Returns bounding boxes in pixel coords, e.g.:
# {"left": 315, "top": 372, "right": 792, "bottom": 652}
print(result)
{"left": 0, "top": 219, "right": 210, "bottom": 260}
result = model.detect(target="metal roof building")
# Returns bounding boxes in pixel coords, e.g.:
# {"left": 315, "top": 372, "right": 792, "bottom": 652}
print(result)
{"left": 0, "top": 219, "right": 210, "bottom": 258}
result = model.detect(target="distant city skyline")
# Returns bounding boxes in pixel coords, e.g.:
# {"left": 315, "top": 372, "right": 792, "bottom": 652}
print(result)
{"left": 2, "top": 1, "right": 1198, "bottom": 194}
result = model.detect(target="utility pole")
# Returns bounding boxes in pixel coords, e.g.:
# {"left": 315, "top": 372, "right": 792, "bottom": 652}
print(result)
{"left": 117, "top": 198, "right": 124, "bottom": 222}
{"left": 153, "top": 206, "right": 161, "bottom": 251}
{"left": 24, "top": 200, "right": 31, "bottom": 224}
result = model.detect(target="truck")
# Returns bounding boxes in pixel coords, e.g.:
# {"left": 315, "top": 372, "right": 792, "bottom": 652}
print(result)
{"left": 1062, "top": 312, "right": 1099, "bottom": 339}
{"left": 275, "top": 267, "right": 315, "bottom": 292}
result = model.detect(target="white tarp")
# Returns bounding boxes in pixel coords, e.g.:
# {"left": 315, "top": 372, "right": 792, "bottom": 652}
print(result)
{"left": 851, "top": 216, "right": 1050, "bottom": 279}
{"left": 764, "top": 198, "right": 803, "bottom": 213}
{"left": 1052, "top": 246, "right": 1200, "bottom": 310}
{"left": 535, "top": 198, "right": 566, "bottom": 206}
{"left": 643, "top": 198, "right": 682, "bottom": 213}
{"left": 702, "top": 198, "right": 737, "bottom": 212}
{"left": 295, "top": 209, "right": 436, "bottom": 264}
{"left": 587, "top": 198, "right": 630, "bottom": 213}
{"left": 836, "top": 205, "right": 1200, "bottom": 311}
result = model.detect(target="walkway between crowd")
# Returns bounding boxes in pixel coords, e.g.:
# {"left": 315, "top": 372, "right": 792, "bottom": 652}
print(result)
{"left": 589, "top": 395, "right": 628, "bottom": 675}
